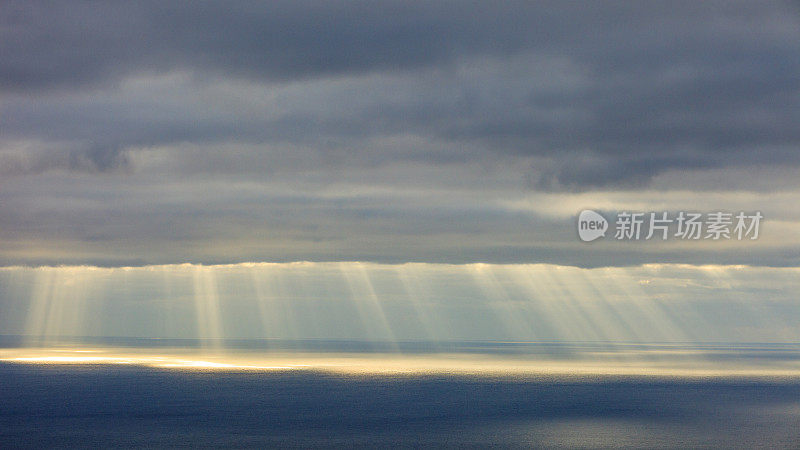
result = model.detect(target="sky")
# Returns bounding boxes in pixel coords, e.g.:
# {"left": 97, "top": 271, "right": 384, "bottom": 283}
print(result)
{"left": 2, "top": 1, "right": 800, "bottom": 267}
{"left": 3, "top": 263, "right": 800, "bottom": 343}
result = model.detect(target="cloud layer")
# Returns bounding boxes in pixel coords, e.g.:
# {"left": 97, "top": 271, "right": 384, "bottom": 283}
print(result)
{"left": 1, "top": 1, "right": 799, "bottom": 266}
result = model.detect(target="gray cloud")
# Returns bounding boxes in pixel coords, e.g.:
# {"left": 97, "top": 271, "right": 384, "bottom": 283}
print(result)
{"left": 1, "top": 1, "right": 799, "bottom": 266}
{"left": 1, "top": 0, "right": 556, "bottom": 91}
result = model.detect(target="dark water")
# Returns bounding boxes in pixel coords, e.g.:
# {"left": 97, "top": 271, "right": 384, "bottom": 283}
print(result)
{"left": 1, "top": 362, "right": 800, "bottom": 448}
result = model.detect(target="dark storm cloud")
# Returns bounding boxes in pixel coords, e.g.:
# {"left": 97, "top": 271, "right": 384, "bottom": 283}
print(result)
{"left": 1, "top": 0, "right": 554, "bottom": 91}
{"left": 2, "top": 1, "right": 800, "bottom": 266}
{"left": 3, "top": 1, "right": 799, "bottom": 186}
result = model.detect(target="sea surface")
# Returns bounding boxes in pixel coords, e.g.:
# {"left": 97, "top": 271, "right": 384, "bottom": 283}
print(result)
{"left": 2, "top": 338, "right": 800, "bottom": 448}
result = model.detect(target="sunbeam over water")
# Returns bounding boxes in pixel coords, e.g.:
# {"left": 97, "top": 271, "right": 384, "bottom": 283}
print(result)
{"left": 5, "top": 2, "right": 800, "bottom": 446}
{"left": 1, "top": 262, "right": 798, "bottom": 352}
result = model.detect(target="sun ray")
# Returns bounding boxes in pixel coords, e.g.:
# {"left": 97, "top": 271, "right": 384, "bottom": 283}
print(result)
{"left": 192, "top": 265, "right": 224, "bottom": 352}
{"left": 340, "top": 262, "right": 398, "bottom": 347}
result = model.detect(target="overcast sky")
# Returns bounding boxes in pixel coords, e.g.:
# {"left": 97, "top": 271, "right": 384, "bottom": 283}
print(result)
{"left": 2, "top": 1, "right": 800, "bottom": 267}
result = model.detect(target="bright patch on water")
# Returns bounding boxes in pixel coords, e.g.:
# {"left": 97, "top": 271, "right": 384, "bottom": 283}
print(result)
{"left": 3, "top": 341, "right": 800, "bottom": 378}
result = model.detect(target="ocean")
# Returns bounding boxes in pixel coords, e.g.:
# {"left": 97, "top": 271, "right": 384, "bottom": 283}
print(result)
{"left": 1, "top": 339, "right": 800, "bottom": 448}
